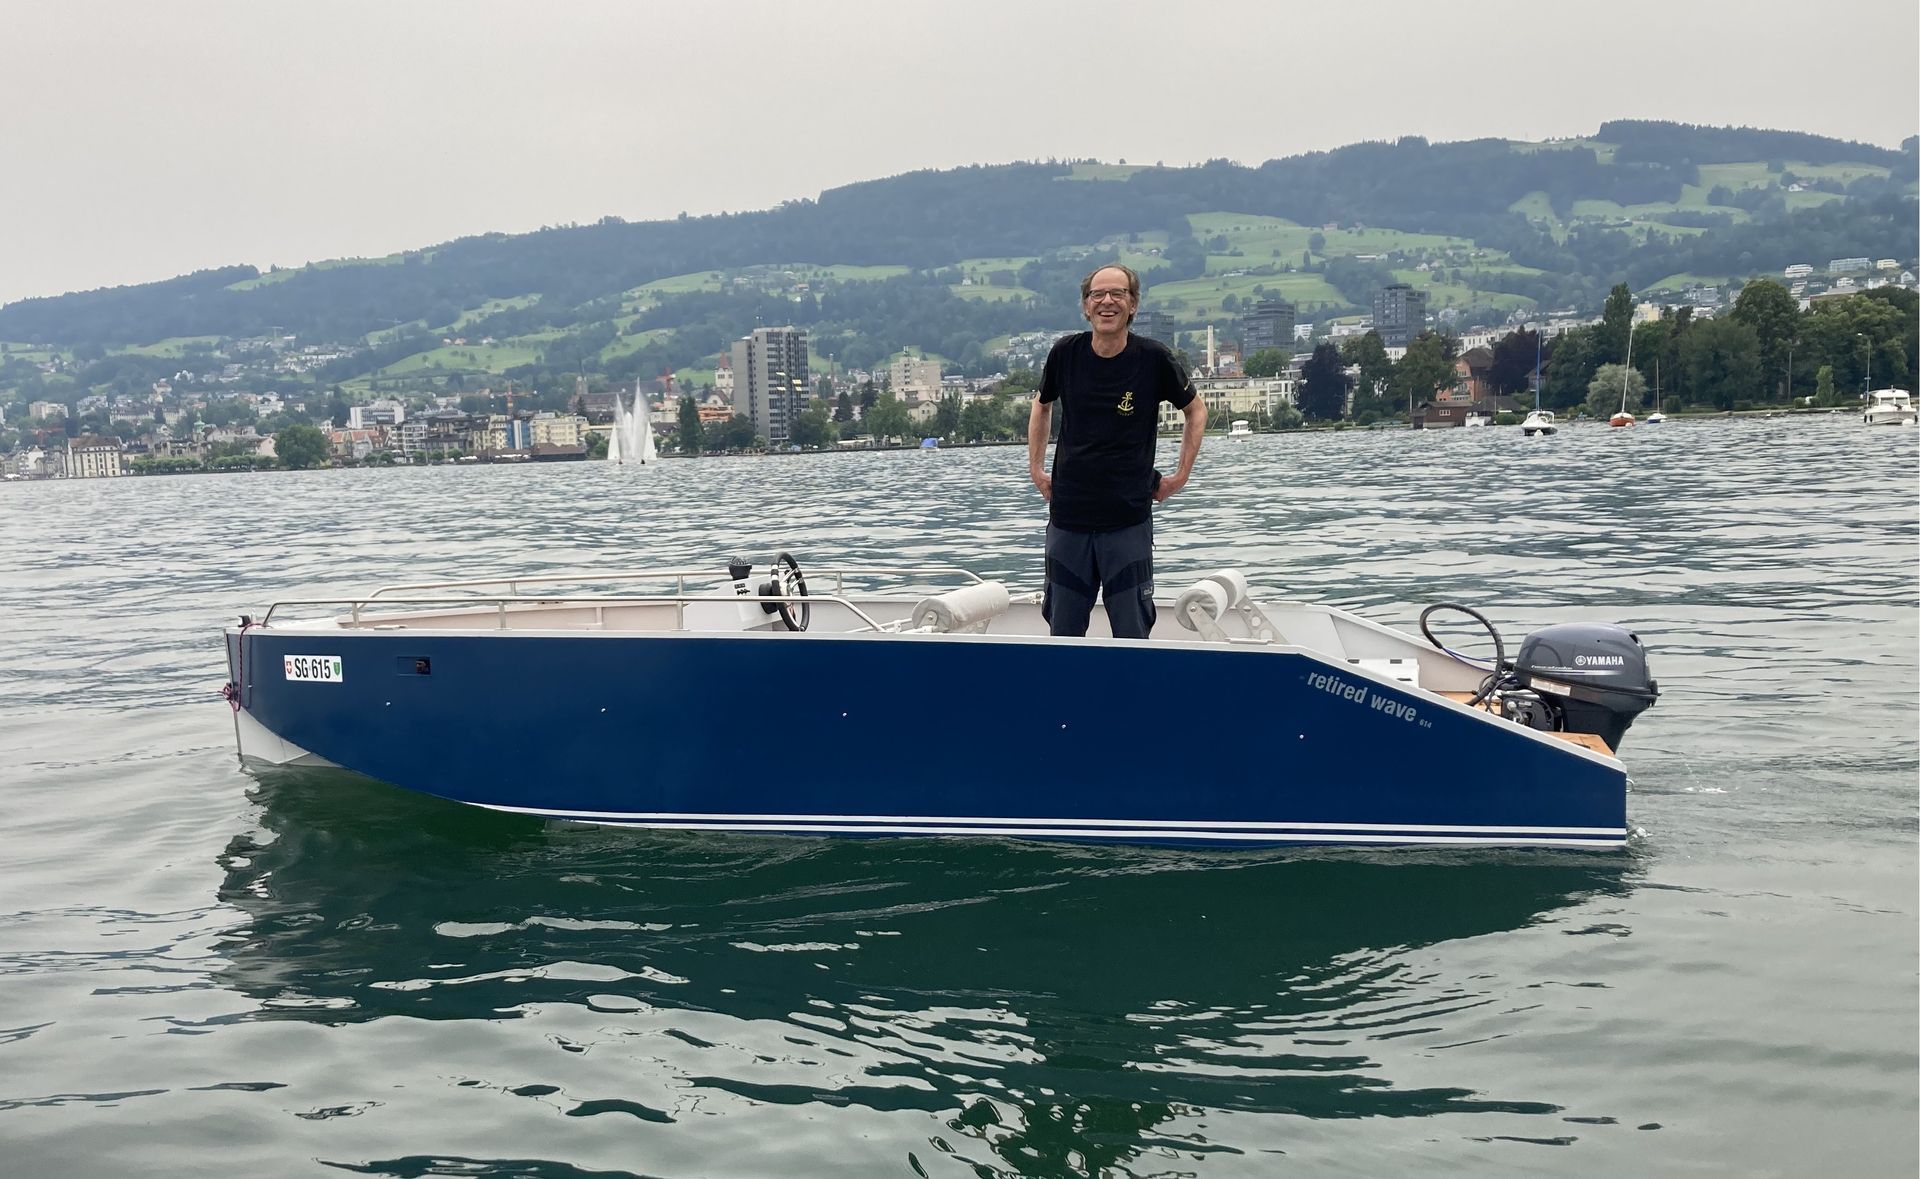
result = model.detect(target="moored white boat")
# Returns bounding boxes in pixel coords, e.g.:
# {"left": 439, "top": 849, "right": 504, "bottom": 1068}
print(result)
{"left": 1229, "top": 419, "right": 1253, "bottom": 439}
{"left": 1521, "top": 408, "right": 1557, "bottom": 436}
{"left": 222, "top": 557, "right": 1659, "bottom": 851}
{"left": 1863, "top": 388, "right": 1915, "bottom": 426}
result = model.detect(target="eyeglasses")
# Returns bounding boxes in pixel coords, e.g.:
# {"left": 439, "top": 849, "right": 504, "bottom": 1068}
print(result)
{"left": 1085, "top": 288, "right": 1134, "bottom": 303}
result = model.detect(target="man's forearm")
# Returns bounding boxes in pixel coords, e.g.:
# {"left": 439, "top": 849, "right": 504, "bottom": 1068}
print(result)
{"left": 1174, "top": 404, "right": 1204, "bottom": 477}
{"left": 1028, "top": 400, "right": 1051, "bottom": 474}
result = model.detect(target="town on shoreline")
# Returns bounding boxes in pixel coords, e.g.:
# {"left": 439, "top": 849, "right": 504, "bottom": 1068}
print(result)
{"left": 5, "top": 271, "right": 1914, "bottom": 483}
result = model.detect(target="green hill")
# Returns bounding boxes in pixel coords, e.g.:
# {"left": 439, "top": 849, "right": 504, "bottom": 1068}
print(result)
{"left": 1, "top": 120, "right": 1912, "bottom": 403}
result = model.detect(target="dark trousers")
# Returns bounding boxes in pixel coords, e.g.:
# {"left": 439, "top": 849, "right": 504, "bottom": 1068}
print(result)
{"left": 1043, "top": 518, "right": 1157, "bottom": 638}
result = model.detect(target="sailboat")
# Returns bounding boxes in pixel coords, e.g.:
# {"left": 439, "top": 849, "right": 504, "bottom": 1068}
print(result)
{"left": 606, "top": 383, "right": 658, "bottom": 465}
{"left": 1646, "top": 359, "right": 1665, "bottom": 424}
{"left": 1609, "top": 323, "right": 1637, "bottom": 428}
{"left": 635, "top": 391, "right": 656, "bottom": 463}
{"left": 1520, "top": 332, "right": 1556, "bottom": 436}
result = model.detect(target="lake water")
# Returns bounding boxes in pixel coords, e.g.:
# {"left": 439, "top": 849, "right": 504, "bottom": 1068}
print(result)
{"left": 3, "top": 415, "right": 1915, "bottom": 1177}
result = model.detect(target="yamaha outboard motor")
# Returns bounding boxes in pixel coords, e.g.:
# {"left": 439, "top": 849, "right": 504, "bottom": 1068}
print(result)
{"left": 1510, "top": 624, "right": 1659, "bottom": 751}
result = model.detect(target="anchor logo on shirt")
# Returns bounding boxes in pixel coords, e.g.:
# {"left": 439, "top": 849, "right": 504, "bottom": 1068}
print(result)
{"left": 1117, "top": 391, "right": 1135, "bottom": 416}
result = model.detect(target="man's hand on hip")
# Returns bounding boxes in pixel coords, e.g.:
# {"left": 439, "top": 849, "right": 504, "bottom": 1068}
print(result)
{"left": 1153, "top": 471, "right": 1188, "bottom": 502}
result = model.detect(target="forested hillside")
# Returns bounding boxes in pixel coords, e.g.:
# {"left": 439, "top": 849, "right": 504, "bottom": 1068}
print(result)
{"left": 1, "top": 120, "right": 1913, "bottom": 407}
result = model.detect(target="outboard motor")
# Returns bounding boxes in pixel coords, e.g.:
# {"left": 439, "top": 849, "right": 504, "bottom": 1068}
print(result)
{"left": 1510, "top": 623, "right": 1659, "bottom": 751}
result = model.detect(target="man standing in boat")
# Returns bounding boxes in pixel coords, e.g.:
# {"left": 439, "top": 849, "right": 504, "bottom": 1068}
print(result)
{"left": 1029, "top": 263, "right": 1205, "bottom": 638}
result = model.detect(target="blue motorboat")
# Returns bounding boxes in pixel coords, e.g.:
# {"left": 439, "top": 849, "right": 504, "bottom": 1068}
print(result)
{"left": 222, "top": 556, "right": 1658, "bottom": 850}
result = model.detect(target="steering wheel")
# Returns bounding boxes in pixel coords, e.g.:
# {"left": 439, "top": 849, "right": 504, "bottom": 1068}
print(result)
{"left": 771, "top": 551, "right": 809, "bottom": 631}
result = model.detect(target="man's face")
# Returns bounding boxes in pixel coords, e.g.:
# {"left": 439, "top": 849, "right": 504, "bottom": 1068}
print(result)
{"left": 1083, "top": 268, "right": 1135, "bottom": 332}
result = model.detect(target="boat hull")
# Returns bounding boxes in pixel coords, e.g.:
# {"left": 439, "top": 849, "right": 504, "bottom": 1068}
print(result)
{"left": 226, "top": 627, "right": 1629, "bottom": 850}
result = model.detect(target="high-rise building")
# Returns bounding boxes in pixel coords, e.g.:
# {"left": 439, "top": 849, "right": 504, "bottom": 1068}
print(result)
{"left": 1132, "top": 309, "right": 1176, "bottom": 348}
{"left": 1238, "top": 299, "right": 1296, "bottom": 354}
{"left": 888, "top": 353, "right": 941, "bottom": 401}
{"left": 728, "top": 326, "right": 809, "bottom": 445}
{"left": 1372, "top": 284, "right": 1428, "bottom": 348}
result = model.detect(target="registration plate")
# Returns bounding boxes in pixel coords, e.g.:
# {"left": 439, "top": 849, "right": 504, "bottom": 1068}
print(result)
{"left": 284, "top": 654, "right": 344, "bottom": 683}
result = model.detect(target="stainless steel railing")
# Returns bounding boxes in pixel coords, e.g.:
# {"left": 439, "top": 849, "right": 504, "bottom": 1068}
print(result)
{"left": 258, "top": 591, "right": 892, "bottom": 633}
{"left": 364, "top": 564, "right": 988, "bottom": 600}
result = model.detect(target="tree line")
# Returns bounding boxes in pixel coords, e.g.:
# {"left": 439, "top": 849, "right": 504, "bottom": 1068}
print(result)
{"left": 1269, "top": 284, "right": 1916, "bottom": 425}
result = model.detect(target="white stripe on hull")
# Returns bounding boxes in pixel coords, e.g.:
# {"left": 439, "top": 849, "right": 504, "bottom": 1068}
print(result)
{"left": 474, "top": 806, "right": 1626, "bottom": 846}
{"left": 477, "top": 804, "right": 1621, "bottom": 838}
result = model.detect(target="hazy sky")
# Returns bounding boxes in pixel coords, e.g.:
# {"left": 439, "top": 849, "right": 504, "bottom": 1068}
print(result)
{"left": 2, "top": 0, "right": 1915, "bottom": 307}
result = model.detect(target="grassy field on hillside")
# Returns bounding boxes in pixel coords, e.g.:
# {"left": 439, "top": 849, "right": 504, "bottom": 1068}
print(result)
{"left": 373, "top": 342, "right": 545, "bottom": 378}
{"left": 600, "top": 328, "right": 672, "bottom": 362}
{"left": 1783, "top": 190, "right": 1847, "bottom": 212}
{"left": 785, "top": 264, "right": 911, "bottom": 283}
{"left": 1114, "top": 248, "right": 1173, "bottom": 275}
{"left": 620, "top": 264, "right": 912, "bottom": 313}
{"left": 365, "top": 320, "right": 430, "bottom": 346}
{"left": 1507, "top": 191, "right": 1558, "bottom": 220}
{"left": 1087, "top": 229, "right": 1175, "bottom": 275}
{"left": 1166, "top": 212, "right": 1543, "bottom": 317}
{"left": 117, "top": 335, "right": 224, "bottom": 357}
{"left": 623, "top": 271, "right": 726, "bottom": 306}
{"left": 1787, "top": 162, "right": 1890, "bottom": 184}
{"left": 1464, "top": 261, "right": 1549, "bottom": 278}
{"left": 1695, "top": 162, "right": 1775, "bottom": 192}
{"left": 952, "top": 285, "right": 1039, "bottom": 302}
{"left": 0, "top": 343, "right": 70, "bottom": 364}
{"left": 443, "top": 296, "right": 539, "bottom": 332}
{"left": 952, "top": 256, "right": 1037, "bottom": 281}
{"left": 501, "top": 328, "right": 569, "bottom": 347}
{"left": 1148, "top": 271, "right": 1351, "bottom": 322}
{"left": 1511, "top": 156, "right": 1874, "bottom": 244}
{"left": 1186, "top": 213, "right": 1481, "bottom": 269}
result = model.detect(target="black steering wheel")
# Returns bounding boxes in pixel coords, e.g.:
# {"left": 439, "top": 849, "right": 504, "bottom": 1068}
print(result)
{"left": 771, "top": 551, "right": 809, "bottom": 631}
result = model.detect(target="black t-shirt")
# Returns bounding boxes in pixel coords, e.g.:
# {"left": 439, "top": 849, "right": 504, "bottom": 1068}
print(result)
{"left": 1039, "top": 331, "right": 1196, "bottom": 532}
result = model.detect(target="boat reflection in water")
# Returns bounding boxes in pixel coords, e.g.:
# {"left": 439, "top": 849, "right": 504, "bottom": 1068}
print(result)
{"left": 213, "top": 766, "right": 1633, "bottom": 1175}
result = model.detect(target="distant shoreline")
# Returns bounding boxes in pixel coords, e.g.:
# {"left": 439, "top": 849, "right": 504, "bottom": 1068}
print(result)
{"left": 11, "top": 405, "right": 1841, "bottom": 483}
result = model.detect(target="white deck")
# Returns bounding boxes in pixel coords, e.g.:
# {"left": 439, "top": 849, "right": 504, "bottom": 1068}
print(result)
{"left": 255, "top": 564, "right": 1491, "bottom": 698}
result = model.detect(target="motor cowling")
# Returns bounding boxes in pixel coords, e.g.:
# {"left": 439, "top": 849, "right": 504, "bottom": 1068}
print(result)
{"left": 1511, "top": 623, "right": 1658, "bottom": 751}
